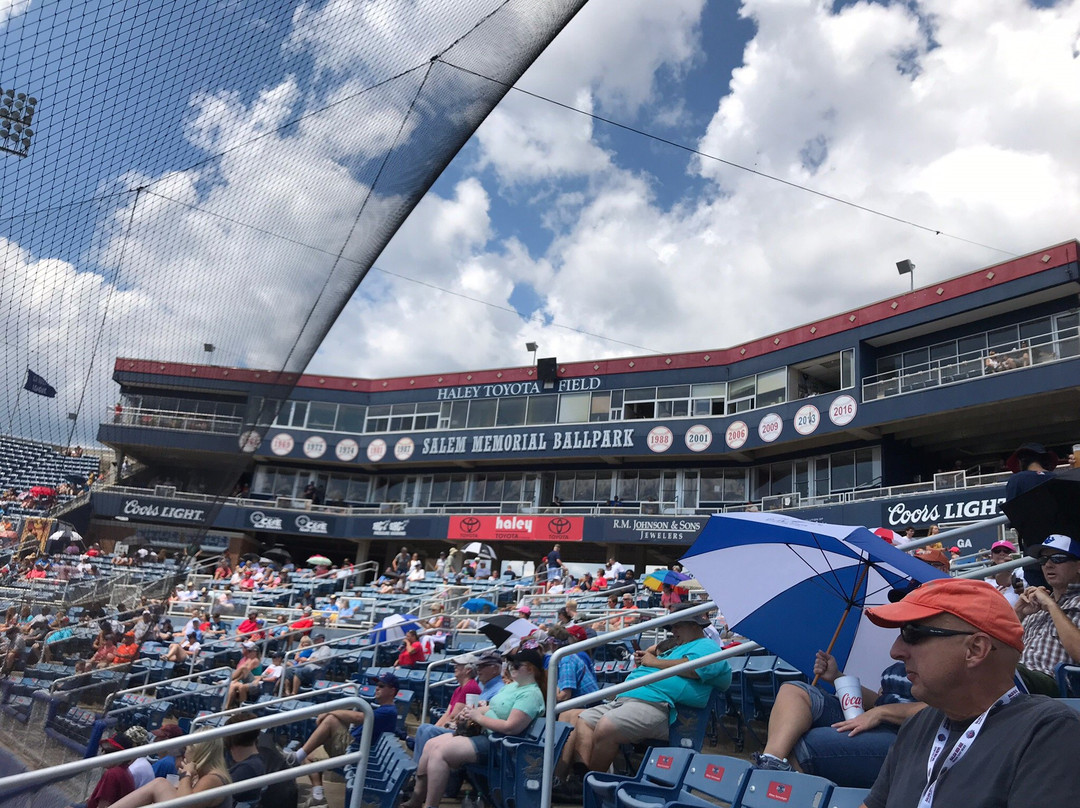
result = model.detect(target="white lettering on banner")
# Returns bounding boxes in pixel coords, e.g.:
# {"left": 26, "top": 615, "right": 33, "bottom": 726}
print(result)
{"left": 372, "top": 519, "right": 411, "bottom": 537}
{"left": 496, "top": 516, "right": 532, "bottom": 532}
{"left": 122, "top": 499, "right": 206, "bottom": 522}
{"left": 886, "top": 497, "right": 1005, "bottom": 527}
{"left": 250, "top": 511, "right": 283, "bottom": 530}
{"left": 611, "top": 518, "right": 706, "bottom": 543}
{"left": 295, "top": 515, "right": 328, "bottom": 534}
{"left": 436, "top": 377, "right": 601, "bottom": 401}
{"left": 421, "top": 436, "right": 469, "bottom": 455}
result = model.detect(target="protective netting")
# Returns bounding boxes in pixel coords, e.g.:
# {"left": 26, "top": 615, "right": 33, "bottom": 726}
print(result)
{"left": 0, "top": 0, "right": 588, "bottom": 797}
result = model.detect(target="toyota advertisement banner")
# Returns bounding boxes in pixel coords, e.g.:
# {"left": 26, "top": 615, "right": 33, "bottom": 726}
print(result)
{"left": 447, "top": 514, "right": 584, "bottom": 542}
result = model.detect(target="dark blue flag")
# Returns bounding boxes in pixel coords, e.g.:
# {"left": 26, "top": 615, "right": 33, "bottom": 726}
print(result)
{"left": 24, "top": 369, "right": 56, "bottom": 398}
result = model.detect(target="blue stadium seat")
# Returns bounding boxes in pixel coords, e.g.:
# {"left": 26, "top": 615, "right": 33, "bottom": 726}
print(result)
{"left": 736, "top": 770, "right": 833, "bottom": 808}
{"left": 615, "top": 753, "right": 751, "bottom": 808}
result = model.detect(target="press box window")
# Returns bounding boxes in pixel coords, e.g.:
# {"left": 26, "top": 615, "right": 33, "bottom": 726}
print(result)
{"left": 558, "top": 392, "right": 591, "bottom": 424}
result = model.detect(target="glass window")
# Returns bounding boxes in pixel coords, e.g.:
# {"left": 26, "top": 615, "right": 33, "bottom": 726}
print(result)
{"left": 624, "top": 387, "right": 655, "bottom": 402}
{"left": 555, "top": 473, "right": 575, "bottom": 502}
{"left": 1019, "top": 317, "right": 1052, "bottom": 345}
{"left": 770, "top": 462, "right": 792, "bottom": 495}
{"left": 840, "top": 349, "right": 854, "bottom": 389}
{"left": 756, "top": 368, "right": 787, "bottom": 407}
{"left": 902, "top": 348, "right": 928, "bottom": 369}
{"left": 448, "top": 474, "right": 468, "bottom": 502}
{"left": 957, "top": 333, "right": 986, "bottom": 359}
{"left": 274, "top": 470, "right": 297, "bottom": 497}
{"left": 337, "top": 404, "right": 365, "bottom": 433}
{"left": 929, "top": 341, "right": 956, "bottom": 363}
{"left": 814, "top": 457, "right": 830, "bottom": 497}
{"left": 252, "top": 469, "right": 274, "bottom": 495}
{"left": 988, "top": 325, "right": 1018, "bottom": 351}
{"left": 831, "top": 451, "right": 855, "bottom": 491}
{"left": 307, "top": 402, "right": 337, "bottom": 430}
{"left": 699, "top": 471, "right": 724, "bottom": 501}
{"left": 617, "top": 474, "right": 637, "bottom": 501}
{"left": 753, "top": 467, "right": 770, "bottom": 501}
{"left": 855, "top": 447, "right": 877, "bottom": 488}
{"left": 430, "top": 476, "right": 449, "bottom": 503}
{"left": 794, "top": 460, "right": 810, "bottom": 499}
{"left": 469, "top": 476, "right": 487, "bottom": 501}
{"left": 574, "top": 473, "right": 596, "bottom": 501}
{"left": 638, "top": 471, "right": 661, "bottom": 502}
{"left": 526, "top": 395, "right": 558, "bottom": 425}
{"left": 723, "top": 470, "right": 747, "bottom": 502}
{"left": 590, "top": 393, "right": 611, "bottom": 422}
{"left": 657, "top": 385, "right": 690, "bottom": 399}
{"left": 487, "top": 475, "right": 504, "bottom": 502}
{"left": 558, "top": 392, "right": 591, "bottom": 424}
{"left": 365, "top": 404, "right": 390, "bottom": 433}
{"left": 504, "top": 476, "right": 522, "bottom": 502}
{"left": 467, "top": 399, "right": 497, "bottom": 428}
{"left": 729, "top": 376, "right": 755, "bottom": 400}
{"left": 692, "top": 382, "right": 726, "bottom": 398}
{"left": 450, "top": 401, "right": 469, "bottom": 429}
{"left": 876, "top": 355, "right": 901, "bottom": 374}
{"left": 495, "top": 397, "right": 527, "bottom": 427}
{"left": 595, "top": 474, "right": 612, "bottom": 503}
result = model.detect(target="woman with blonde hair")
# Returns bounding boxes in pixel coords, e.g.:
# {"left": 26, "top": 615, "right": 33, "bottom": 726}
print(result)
{"left": 110, "top": 735, "right": 232, "bottom": 808}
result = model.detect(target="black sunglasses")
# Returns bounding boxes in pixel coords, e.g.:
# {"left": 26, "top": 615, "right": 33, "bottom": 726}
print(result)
{"left": 899, "top": 623, "right": 976, "bottom": 645}
{"left": 1039, "top": 554, "right": 1077, "bottom": 566}
{"left": 990, "top": 547, "right": 1012, "bottom": 554}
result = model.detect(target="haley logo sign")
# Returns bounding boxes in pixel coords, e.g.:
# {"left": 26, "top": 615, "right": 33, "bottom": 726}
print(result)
{"left": 447, "top": 514, "right": 584, "bottom": 542}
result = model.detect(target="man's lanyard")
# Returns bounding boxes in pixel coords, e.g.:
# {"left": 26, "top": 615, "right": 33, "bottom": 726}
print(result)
{"left": 918, "top": 687, "right": 1021, "bottom": 808}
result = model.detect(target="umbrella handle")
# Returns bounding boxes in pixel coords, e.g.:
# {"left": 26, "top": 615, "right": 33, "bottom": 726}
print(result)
{"left": 811, "top": 562, "right": 871, "bottom": 687}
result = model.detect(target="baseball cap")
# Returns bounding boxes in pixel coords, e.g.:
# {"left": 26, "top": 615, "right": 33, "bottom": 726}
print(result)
{"left": 1026, "top": 534, "right": 1080, "bottom": 559}
{"left": 915, "top": 548, "right": 950, "bottom": 567}
{"left": 517, "top": 605, "right": 531, "bottom": 616}
{"left": 376, "top": 671, "right": 400, "bottom": 689}
{"left": 991, "top": 540, "right": 1017, "bottom": 553}
{"left": 454, "top": 649, "right": 502, "bottom": 667}
{"left": 566, "top": 625, "right": 588, "bottom": 642}
{"left": 152, "top": 724, "right": 185, "bottom": 741}
{"left": 668, "top": 602, "right": 709, "bottom": 627}
{"left": 1006, "top": 442, "right": 1059, "bottom": 474}
{"left": 865, "top": 578, "right": 1024, "bottom": 652}
{"left": 101, "top": 734, "right": 134, "bottom": 752}
{"left": 242, "top": 641, "right": 257, "bottom": 650}
{"left": 505, "top": 647, "right": 544, "bottom": 670}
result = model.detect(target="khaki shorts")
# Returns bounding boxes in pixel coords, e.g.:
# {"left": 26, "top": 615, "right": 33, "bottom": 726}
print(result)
{"left": 577, "top": 698, "right": 670, "bottom": 742}
{"left": 324, "top": 725, "right": 352, "bottom": 758}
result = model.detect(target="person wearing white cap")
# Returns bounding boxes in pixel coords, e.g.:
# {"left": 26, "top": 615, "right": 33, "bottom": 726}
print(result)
{"left": 1016, "top": 534, "right": 1080, "bottom": 681}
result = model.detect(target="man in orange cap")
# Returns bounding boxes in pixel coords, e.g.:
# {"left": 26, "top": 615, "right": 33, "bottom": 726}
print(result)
{"left": 861, "top": 578, "right": 1080, "bottom": 807}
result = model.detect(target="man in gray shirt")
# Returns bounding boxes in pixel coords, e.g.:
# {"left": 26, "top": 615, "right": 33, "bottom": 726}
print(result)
{"left": 862, "top": 578, "right": 1080, "bottom": 807}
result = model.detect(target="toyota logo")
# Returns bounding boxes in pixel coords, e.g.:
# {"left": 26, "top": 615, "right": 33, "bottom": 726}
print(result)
{"left": 547, "top": 517, "right": 572, "bottom": 535}
{"left": 459, "top": 517, "right": 481, "bottom": 534}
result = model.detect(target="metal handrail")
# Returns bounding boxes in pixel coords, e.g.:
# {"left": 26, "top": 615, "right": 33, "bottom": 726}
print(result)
{"left": 897, "top": 515, "right": 1009, "bottom": 553}
{"left": 191, "top": 681, "right": 358, "bottom": 730}
{"left": 102, "top": 666, "right": 232, "bottom": 708}
{"left": 0, "top": 695, "right": 374, "bottom": 808}
{"left": 541, "top": 603, "right": 754, "bottom": 808}
{"left": 276, "top": 623, "right": 412, "bottom": 697}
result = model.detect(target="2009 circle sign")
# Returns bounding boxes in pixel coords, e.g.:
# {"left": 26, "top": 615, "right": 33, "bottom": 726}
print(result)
{"left": 757, "top": 413, "right": 783, "bottom": 443}
{"left": 725, "top": 421, "right": 748, "bottom": 449}
{"left": 793, "top": 404, "right": 820, "bottom": 436}
{"left": 829, "top": 394, "right": 858, "bottom": 426}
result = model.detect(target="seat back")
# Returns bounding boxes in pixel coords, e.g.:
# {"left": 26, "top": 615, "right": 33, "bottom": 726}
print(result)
{"left": 639, "top": 747, "right": 694, "bottom": 788}
{"left": 669, "top": 690, "right": 721, "bottom": 749}
{"left": 1056, "top": 663, "right": 1080, "bottom": 697}
{"left": 680, "top": 754, "right": 751, "bottom": 807}
{"left": 736, "top": 770, "right": 833, "bottom": 808}
{"left": 826, "top": 787, "right": 871, "bottom": 808}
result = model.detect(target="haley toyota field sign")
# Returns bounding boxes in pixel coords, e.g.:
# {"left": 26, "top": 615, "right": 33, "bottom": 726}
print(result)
{"left": 447, "top": 514, "right": 584, "bottom": 542}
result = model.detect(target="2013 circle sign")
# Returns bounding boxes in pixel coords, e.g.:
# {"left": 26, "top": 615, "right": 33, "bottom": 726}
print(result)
{"left": 793, "top": 404, "right": 821, "bottom": 436}
{"left": 647, "top": 425, "right": 674, "bottom": 453}
{"left": 758, "top": 413, "right": 783, "bottom": 443}
{"left": 725, "top": 421, "right": 749, "bottom": 449}
{"left": 829, "top": 394, "right": 858, "bottom": 426}
{"left": 684, "top": 424, "right": 713, "bottom": 452}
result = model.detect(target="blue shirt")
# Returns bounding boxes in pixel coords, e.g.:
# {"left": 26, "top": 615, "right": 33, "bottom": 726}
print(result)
{"left": 875, "top": 661, "right": 914, "bottom": 706}
{"left": 350, "top": 702, "right": 399, "bottom": 741}
{"left": 621, "top": 637, "right": 729, "bottom": 721}
{"left": 556, "top": 652, "right": 599, "bottom": 698}
{"left": 479, "top": 674, "right": 505, "bottom": 702}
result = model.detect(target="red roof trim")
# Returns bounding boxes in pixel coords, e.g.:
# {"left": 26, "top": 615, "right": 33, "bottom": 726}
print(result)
{"left": 115, "top": 241, "right": 1078, "bottom": 392}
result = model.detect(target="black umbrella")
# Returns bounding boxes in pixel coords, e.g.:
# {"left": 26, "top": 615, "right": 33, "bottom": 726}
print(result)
{"left": 478, "top": 614, "right": 539, "bottom": 652}
{"left": 240, "top": 552, "right": 261, "bottom": 563}
{"left": 1002, "top": 467, "right": 1080, "bottom": 552}
{"left": 261, "top": 546, "right": 293, "bottom": 565}
{"left": 64, "top": 473, "right": 86, "bottom": 486}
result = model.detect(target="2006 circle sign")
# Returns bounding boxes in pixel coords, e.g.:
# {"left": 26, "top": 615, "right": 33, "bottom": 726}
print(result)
{"left": 366, "top": 439, "right": 387, "bottom": 462}
{"left": 793, "top": 404, "right": 821, "bottom": 436}
{"left": 829, "top": 394, "right": 858, "bottom": 426}
{"left": 757, "top": 413, "right": 783, "bottom": 443}
{"left": 647, "top": 426, "right": 674, "bottom": 453}
{"left": 684, "top": 424, "right": 713, "bottom": 452}
{"left": 725, "top": 421, "right": 749, "bottom": 449}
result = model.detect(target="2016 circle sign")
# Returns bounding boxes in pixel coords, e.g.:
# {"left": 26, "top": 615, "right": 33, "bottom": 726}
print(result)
{"left": 647, "top": 426, "right": 674, "bottom": 453}
{"left": 725, "top": 421, "right": 749, "bottom": 449}
{"left": 758, "top": 413, "right": 783, "bottom": 443}
{"left": 684, "top": 424, "right": 713, "bottom": 452}
{"left": 829, "top": 394, "right": 858, "bottom": 426}
{"left": 366, "top": 439, "right": 387, "bottom": 462}
{"left": 793, "top": 404, "right": 821, "bottom": 436}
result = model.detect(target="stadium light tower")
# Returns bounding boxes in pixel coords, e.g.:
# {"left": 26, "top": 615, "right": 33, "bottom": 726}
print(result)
{"left": 0, "top": 89, "right": 37, "bottom": 158}
{"left": 525, "top": 341, "right": 538, "bottom": 365}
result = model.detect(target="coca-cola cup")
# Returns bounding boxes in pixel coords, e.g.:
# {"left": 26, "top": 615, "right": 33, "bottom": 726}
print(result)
{"left": 834, "top": 675, "right": 864, "bottom": 720}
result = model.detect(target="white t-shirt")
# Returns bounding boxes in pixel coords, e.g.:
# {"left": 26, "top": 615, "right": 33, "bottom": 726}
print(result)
{"left": 260, "top": 662, "right": 284, "bottom": 681}
{"left": 128, "top": 757, "right": 155, "bottom": 788}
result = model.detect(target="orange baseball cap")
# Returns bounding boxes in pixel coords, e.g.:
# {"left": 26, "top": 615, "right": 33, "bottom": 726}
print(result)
{"left": 865, "top": 578, "right": 1024, "bottom": 652}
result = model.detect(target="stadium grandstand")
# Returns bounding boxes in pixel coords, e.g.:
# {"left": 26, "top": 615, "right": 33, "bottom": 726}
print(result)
{"left": 3, "top": 2, "right": 1080, "bottom": 808}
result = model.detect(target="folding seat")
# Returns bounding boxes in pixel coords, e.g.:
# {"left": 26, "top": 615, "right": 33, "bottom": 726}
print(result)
{"left": 735, "top": 770, "right": 833, "bottom": 808}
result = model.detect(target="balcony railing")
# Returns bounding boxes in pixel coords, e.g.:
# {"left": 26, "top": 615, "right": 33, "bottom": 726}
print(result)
{"left": 862, "top": 329, "right": 1079, "bottom": 402}
{"left": 109, "top": 406, "right": 244, "bottom": 435}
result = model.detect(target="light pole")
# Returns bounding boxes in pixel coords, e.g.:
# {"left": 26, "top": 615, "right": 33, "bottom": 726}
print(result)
{"left": 0, "top": 89, "right": 37, "bottom": 158}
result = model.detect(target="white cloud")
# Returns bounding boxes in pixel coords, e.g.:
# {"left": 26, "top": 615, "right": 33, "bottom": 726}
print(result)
{"left": 0, "top": 0, "right": 29, "bottom": 29}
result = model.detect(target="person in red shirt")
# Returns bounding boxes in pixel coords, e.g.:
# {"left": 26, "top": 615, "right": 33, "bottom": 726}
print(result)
{"left": 87, "top": 733, "right": 137, "bottom": 808}
{"left": 397, "top": 629, "right": 427, "bottom": 667}
{"left": 289, "top": 607, "right": 315, "bottom": 638}
{"left": 591, "top": 568, "right": 608, "bottom": 591}
{"left": 235, "top": 611, "right": 264, "bottom": 641}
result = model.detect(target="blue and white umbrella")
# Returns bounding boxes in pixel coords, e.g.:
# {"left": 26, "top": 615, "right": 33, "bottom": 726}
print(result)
{"left": 681, "top": 512, "right": 947, "bottom": 685}
{"left": 372, "top": 613, "right": 419, "bottom": 644}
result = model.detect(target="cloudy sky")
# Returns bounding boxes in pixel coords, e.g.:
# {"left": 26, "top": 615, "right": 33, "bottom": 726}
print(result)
{"left": 1, "top": 0, "right": 1078, "bottom": 444}
{"left": 309, "top": 0, "right": 1079, "bottom": 378}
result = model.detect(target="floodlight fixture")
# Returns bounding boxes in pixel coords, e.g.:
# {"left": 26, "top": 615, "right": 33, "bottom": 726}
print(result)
{"left": 0, "top": 87, "right": 38, "bottom": 158}
{"left": 896, "top": 259, "right": 915, "bottom": 292}
{"left": 525, "top": 341, "right": 538, "bottom": 364}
